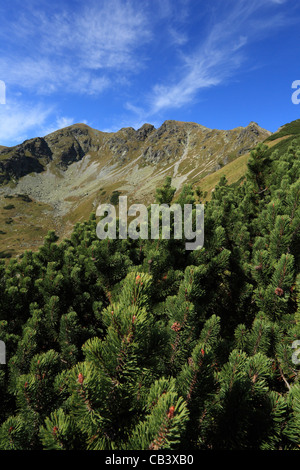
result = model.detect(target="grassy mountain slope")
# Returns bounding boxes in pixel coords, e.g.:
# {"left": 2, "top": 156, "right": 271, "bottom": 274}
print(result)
{"left": 197, "top": 132, "right": 294, "bottom": 200}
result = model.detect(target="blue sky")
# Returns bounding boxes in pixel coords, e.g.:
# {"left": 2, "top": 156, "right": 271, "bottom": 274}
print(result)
{"left": 0, "top": 0, "right": 300, "bottom": 146}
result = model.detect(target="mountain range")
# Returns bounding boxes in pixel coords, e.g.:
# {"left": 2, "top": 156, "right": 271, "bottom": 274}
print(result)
{"left": 0, "top": 117, "right": 297, "bottom": 258}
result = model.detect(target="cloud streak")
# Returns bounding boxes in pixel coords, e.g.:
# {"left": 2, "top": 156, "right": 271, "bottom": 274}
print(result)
{"left": 137, "top": 0, "right": 294, "bottom": 116}
{"left": 0, "top": 0, "right": 150, "bottom": 96}
{"left": 0, "top": 100, "right": 54, "bottom": 144}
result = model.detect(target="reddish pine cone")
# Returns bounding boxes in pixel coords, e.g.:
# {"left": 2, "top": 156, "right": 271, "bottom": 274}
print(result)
{"left": 275, "top": 287, "right": 284, "bottom": 296}
{"left": 167, "top": 406, "right": 175, "bottom": 419}
{"left": 171, "top": 321, "right": 181, "bottom": 332}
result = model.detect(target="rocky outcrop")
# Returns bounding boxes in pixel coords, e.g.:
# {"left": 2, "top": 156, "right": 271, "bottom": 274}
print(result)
{"left": 0, "top": 124, "right": 101, "bottom": 179}
{"left": 234, "top": 122, "right": 271, "bottom": 155}
{"left": 44, "top": 124, "right": 103, "bottom": 169}
{"left": 0, "top": 137, "right": 52, "bottom": 182}
{"left": 136, "top": 123, "right": 155, "bottom": 141}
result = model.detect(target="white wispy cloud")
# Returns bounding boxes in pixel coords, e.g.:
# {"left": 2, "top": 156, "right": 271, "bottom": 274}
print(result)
{"left": 40, "top": 116, "right": 77, "bottom": 137}
{"left": 133, "top": 0, "right": 293, "bottom": 116}
{"left": 0, "top": 100, "right": 54, "bottom": 145}
{"left": 268, "top": 0, "right": 287, "bottom": 4}
{"left": 0, "top": 0, "right": 150, "bottom": 96}
{"left": 0, "top": 0, "right": 153, "bottom": 144}
{"left": 0, "top": 97, "right": 87, "bottom": 145}
{"left": 167, "top": 27, "right": 189, "bottom": 46}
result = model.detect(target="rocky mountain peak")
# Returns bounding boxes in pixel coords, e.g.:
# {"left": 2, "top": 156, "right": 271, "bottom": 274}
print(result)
{"left": 0, "top": 118, "right": 271, "bottom": 186}
{"left": 136, "top": 123, "right": 155, "bottom": 141}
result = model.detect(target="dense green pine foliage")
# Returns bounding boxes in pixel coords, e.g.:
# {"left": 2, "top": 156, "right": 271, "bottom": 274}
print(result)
{"left": 0, "top": 140, "right": 299, "bottom": 450}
